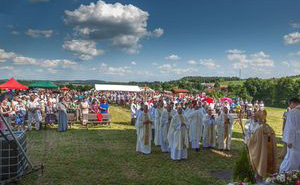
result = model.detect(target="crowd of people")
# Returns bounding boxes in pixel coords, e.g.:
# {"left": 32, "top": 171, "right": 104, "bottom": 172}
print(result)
{"left": 131, "top": 93, "right": 300, "bottom": 182}
{"left": 132, "top": 96, "right": 260, "bottom": 159}
{"left": 0, "top": 87, "right": 299, "bottom": 182}
{"left": 0, "top": 89, "right": 110, "bottom": 132}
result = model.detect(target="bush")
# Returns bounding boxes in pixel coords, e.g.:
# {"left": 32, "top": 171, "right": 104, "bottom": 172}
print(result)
{"left": 233, "top": 147, "right": 255, "bottom": 183}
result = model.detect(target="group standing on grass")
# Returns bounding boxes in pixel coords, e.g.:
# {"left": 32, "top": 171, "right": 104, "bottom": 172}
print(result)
{"left": 134, "top": 99, "right": 235, "bottom": 161}
{"left": 134, "top": 95, "right": 300, "bottom": 182}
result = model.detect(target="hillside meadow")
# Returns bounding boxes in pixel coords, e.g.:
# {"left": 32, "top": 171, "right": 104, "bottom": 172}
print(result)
{"left": 20, "top": 105, "right": 285, "bottom": 185}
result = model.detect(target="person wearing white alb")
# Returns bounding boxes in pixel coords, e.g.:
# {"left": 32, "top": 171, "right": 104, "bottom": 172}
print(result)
{"left": 280, "top": 98, "right": 300, "bottom": 172}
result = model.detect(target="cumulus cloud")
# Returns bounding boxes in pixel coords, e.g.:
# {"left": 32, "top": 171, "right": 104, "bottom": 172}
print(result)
{"left": 199, "top": 59, "right": 220, "bottom": 69}
{"left": 284, "top": 32, "right": 300, "bottom": 45}
{"left": 11, "top": 31, "right": 20, "bottom": 35}
{"left": 63, "top": 39, "right": 104, "bottom": 60}
{"left": 290, "top": 23, "right": 300, "bottom": 29}
{"left": 151, "top": 28, "right": 164, "bottom": 37}
{"left": 188, "top": 60, "right": 197, "bottom": 65}
{"left": 137, "top": 70, "right": 153, "bottom": 76}
{"left": 0, "top": 48, "right": 76, "bottom": 68}
{"left": 0, "top": 66, "right": 14, "bottom": 70}
{"left": 25, "top": 29, "right": 53, "bottom": 38}
{"left": 158, "top": 63, "right": 197, "bottom": 75}
{"left": 227, "top": 49, "right": 274, "bottom": 70}
{"left": 99, "top": 63, "right": 132, "bottom": 75}
{"left": 64, "top": 0, "right": 163, "bottom": 54}
{"left": 165, "top": 54, "right": 180, "bottom": 61}
{"left": 131, "top": 61, "right": 136, "bottom": 65}
{"left": 48, "top": 68, "right": 58, "bottom": 74}
{"left": 188, "top": 59, "right": 220, "bottom": 69}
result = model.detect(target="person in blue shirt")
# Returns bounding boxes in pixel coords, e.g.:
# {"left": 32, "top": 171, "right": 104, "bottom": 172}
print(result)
{"left": 100, "top": 98, "right": 109, "bottom": 113}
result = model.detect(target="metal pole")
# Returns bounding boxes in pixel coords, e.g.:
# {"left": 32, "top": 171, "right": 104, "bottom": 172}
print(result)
{"left": 0, "top": 114, "right": 33, "bottom": 168}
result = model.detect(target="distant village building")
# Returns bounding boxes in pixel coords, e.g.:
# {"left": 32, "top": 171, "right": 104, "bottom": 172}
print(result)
{"left": 171, "top": 89, "right": 190, "bottom": 96}
{"left": 201, "top": 83, "right": 215, "bottom": 89}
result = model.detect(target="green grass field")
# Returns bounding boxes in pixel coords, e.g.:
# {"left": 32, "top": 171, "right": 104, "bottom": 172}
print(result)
{"left": 19, "top": 106, "right": 285, "bottom": 185}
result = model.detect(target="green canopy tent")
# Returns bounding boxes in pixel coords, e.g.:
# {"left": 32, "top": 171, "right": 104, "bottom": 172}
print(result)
{"left": 28, "top": 81, "right": 58, "bottom": 88}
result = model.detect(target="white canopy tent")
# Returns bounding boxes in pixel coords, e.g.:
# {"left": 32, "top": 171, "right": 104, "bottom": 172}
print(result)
{"left": 95, "top": 84, "right": 142, "bottom": 92}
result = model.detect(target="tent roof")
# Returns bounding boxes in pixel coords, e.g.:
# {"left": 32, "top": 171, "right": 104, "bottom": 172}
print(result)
{"left": 0, "top": 77, "right": 29, "bottom": 89}
{"left": 28, "top": 81, "right": 58, "bottom": 88}
{"left": 95, "top": 84, "right": 141, "bottom": 92}
{"left": 60, "top": 86, "right": 69, "bottom": 90}
{"left": 171, "top": 89, "right": 189, "bottom": 94}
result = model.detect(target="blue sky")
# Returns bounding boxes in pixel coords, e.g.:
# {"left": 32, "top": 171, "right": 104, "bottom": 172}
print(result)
{"left": 0, "top": 0, "right": 300, "bottom": 81}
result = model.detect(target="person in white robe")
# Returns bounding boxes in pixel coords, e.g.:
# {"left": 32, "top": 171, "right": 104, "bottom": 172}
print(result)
{"left": 203, "top": 108, "right": 217, "bottom": 148}
{"left": 168, "top": 107, "right": 189, "bottom": 160}
{"left": 130, "top": 100, "right": 137, "bottom": 124}
{"left": 244, "top": 112, "right": 260, "bottom": 144}
{"left": 160, "top": 105, "right": 173, "bottom": 152}
{"left": 136, "top": 105, "right": 153, "bottom": 154}
{"left": 154, "top": 102, "right": 163, "bottom": 146}
{"left": 280, "top": 98, "right": 300, "bottom": 172}
{"left": 187, "top": 105, "right": 203, "bottom": 151}
{"left": 216, "top": 107, "right": 234, "bottom": 151}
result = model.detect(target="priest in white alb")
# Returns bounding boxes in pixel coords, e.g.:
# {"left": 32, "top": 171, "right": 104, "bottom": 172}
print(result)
{"left": 280, "top": 98, "right": 300, "bottom": 172}
{"left": 154, "top": 102, "right": 163, "bottom": 146}
{"left": 202, "top": 108, "right": 217, "bottom": 148}
{"left": 168, "top": 107, "right": 189, "bottom": 160}
{"left": 216, "top": 107, "right": 234, "bottom": 151}
{"left": 136, "top": 105, "right": 153, "bottom": 154}
{"left": 160, "top": 104, "right": 173, "bottom": 152}
{"left": 187, "top": 104, "right": 203, "bottom": 151}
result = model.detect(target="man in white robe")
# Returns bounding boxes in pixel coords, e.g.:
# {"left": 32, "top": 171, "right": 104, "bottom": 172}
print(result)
{"left": 168, "top": 107, "right": 189, "bottom": 160}
{"left": 130, "top": 100, "right": 137, "bottom": 124}
{"left": 280, "top": 98, "right": 300, "bottom": 172}
{"left": 216, "top": 107, "right": 234, "bottom": 151}
{"left": 203, "top": 108, "right": 217, "bottom": 148}
{"left": 136, "top": 105, "right": 153, "bottom": 154}
{"left": 187, "top": 105, "right": 203, "bottom": 151}
{"left": 154, "top": 102, "right": 163, "bottom": 146}
{"left": 160, "top": 105, "right": 173, "bottom": 152}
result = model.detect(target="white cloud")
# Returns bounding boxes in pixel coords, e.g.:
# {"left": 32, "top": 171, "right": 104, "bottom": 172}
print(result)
{"left": 227, "top": 49, "right": 274, "bottom": 70}
{"left": 0, "top": 48, "right": 76, "bottom": 68}
{"left": 290, "top": 23, "right": 300, "bottom": 29}
{"left": 11, "top": 31, "right": 20, "bottom": 35}
{"left": 0, "top": 49, "right": 17, "bottom": 62}
{"left": 289, "top": 50, "right": 300, "bottom": 57}
{"left": 165, "top": 54, "right": 180, "bottom": 61}
{"left": 36, "top": 69, "right": 44, "bottom": 73}
{"left": 158, "top": 63, "right": 197, "bottom": 75}
{"left": 152, "top": 62, "right": 158, "bottom": 66}
{"left": 63, "top": 39, "right": 104, "bottom": 60}
{"left": 284, "top": 32, "right": 300, "bottom": 45}
{"left": 48, "top": 68, "right": 58, "bottom": 74}
{"left": 99, "top": 63, "right": 132, "bottom": 75}
{"left": 137, "top": 71, "right": 153, "bottom": 76}
{"left": 151, "top": 28, "right": 164, "bottom": 37}
{"left": 0, "top": 66, "right": 14, "bottom": 70}
{"left": 188, "top": 60, "right": 197, "bottom": 65}
{"left": 131, "top": 61, "right": 136, "bottom": 65}
{"left": 64, "top": 0, "right": 163, "bottom": 54}
{"left": 199, "top": 59, "right": 220, "bottom": 69}
{"left": 187, "top": 59, "right": 220, "bottom": 69}
{"left": 25, "top": 29, "right": 53, "bottom": 38}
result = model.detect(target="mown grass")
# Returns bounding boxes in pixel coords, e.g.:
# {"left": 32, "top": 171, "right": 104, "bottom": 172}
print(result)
{"left": 19, "top": 106, "right": 285, "bottom": 185}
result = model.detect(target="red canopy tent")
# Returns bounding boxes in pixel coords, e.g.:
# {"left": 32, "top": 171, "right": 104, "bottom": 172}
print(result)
{"left": 60, "top": 86, "right": 69, "bottom": 90}
{"left": 0, "top": 77, "right": 28, "bottom": 89}
{"left": 202, "top": 97, "right": 214, "bottom": 103}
